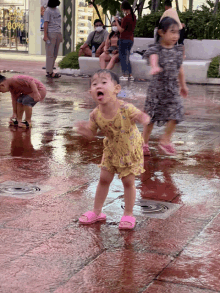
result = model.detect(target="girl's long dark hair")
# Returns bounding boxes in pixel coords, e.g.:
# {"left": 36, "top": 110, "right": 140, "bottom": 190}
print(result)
{"left": 109, "top": 20, "right": 121, "bottom": 40}
{"left": 156, "top": 17, "right": 179, "bottom": 43}
{"left": 121, "top": 1, "right": 135, "bottom": 21}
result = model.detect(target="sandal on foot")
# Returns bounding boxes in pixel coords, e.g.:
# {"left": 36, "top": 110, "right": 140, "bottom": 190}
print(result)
{"left": 79, "top": 211, "right": 106, "bottom": 224}
{"left": 9, "top": 118, "right": 18, "bottom": 126}
{"left": 143, "top": 143, "right": 150, "bottom": 156}
{"left": 159, "top": 143, "right": 176, "bottom": 155}
{"left": 119, "top": 215, "right": 136, "bottom": 230}
{"left": 46, "top": 72, "right": 61, "bottom": 78}
{"left": 19, "top": 121, "right": 32, "bottom": 128}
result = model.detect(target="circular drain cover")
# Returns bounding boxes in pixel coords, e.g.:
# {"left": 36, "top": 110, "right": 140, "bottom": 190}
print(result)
{"left": 121, "top": 200, "right": 169, "bottom": 214}
{"left": 137, "top": 201, "right": 168, "bottom": 213}
{"left": 0, "top": 186, "right": 41, "bottom": 194}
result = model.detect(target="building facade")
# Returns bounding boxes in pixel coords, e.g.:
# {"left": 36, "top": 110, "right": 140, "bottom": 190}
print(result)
{"left": 0, "top": 0, "right": 206, "bottom": 55}
{"left": 0, "top": 0, "right": 107, "bottom": 56}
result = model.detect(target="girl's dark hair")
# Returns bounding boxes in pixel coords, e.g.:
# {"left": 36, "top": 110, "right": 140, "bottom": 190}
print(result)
{"left": 47, "top": 0, "right": 60, "bottom": 8}
{"left": 91, "top": 69, "right": 120, "bottom": 85}
{"left": 156, "top": 17, "right": 179, "bottom": 42}
{"left": 0, "top": 75, "right": 6, "bottom": 83}
{"left": 121, "top": 1, "right": 135, "bottom": 21}
{"left": 109, "top": 20, "right": 121, "bottom": 40}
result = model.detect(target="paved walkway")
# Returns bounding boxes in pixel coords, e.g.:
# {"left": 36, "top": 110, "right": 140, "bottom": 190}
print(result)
{"left": 0, "top": 57, "right": 219, "bottom": 293}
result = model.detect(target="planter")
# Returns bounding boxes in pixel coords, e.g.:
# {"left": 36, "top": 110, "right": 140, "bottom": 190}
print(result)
{"left": 184, "top": 39, "right": 220, "bottom": 60}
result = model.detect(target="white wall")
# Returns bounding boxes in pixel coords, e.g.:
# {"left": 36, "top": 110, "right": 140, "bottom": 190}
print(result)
{"left": 28, "top": 0, "right": 41, "bottom": 54}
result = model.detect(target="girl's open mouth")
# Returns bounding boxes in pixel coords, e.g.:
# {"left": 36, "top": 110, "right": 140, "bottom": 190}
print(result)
{"left": 97, "top": 91, "right": 104, "bottom": 98}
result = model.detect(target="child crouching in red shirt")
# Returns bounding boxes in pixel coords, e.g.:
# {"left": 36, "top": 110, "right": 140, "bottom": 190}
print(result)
{"left": 0, "top": 74, "right": 46, "bottom": 128}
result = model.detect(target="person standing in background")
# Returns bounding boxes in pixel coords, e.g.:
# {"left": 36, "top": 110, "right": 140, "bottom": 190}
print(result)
{"left": 114, "top": 1, "right": 136, "bottom": 81}
{"left": 43, "top": 0, "right": 62, "bottom": 78}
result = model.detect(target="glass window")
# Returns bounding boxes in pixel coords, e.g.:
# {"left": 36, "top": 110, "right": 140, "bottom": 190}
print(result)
{"left": 0, "top": 0, "right": 29, "bottom": 51}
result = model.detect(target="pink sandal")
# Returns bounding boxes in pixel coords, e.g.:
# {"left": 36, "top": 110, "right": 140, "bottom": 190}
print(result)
{"left": 119, "top": 215, "right": 136, "bottom": 230}
{"left": 159, "top": 143, "right": 176, "bottom": 155}
{"left": 79, "top": 211, "right": 106, "bottom": 224}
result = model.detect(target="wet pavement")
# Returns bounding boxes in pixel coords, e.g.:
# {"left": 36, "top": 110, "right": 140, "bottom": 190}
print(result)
{"left": 0, "top": 58, "right": 220, "bottom": 293}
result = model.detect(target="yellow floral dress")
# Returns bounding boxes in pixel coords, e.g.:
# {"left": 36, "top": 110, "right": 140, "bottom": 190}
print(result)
{"left": 90, "top": 100, "right": 145, "bottom": 178}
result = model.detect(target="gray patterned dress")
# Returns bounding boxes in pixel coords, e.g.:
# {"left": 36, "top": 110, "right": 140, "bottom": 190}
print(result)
{"left": 143, "top": 43, "right": 184, "bottom": 126}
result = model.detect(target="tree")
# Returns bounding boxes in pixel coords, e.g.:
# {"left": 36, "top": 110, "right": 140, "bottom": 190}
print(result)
{"left": 175, "top": 0, "right": 179, "bottom": 12}
{"left": 213, "top": 0, "right": 219, "bottom": 14}
{"left": 87, "top": 0, "right": 102, "bottom": 20}
{"left": 148, "top": 0, "right": 164, "bottom": 13}
{"left": 86, "top": 0, "right": 145, "bottom": 20}
{"left": 189, "top": 0, "right": 193, "bottom": 12}
{"left": 86, "top": 0, "right": 134, "bottom": 18}
{"left": 137, "top": 0, "right": 146, "bottom": 17}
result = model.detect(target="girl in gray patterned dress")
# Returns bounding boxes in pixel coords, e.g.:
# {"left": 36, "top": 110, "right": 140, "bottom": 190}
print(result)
{"left": 142, "top": 17, "right": 188, "bottom": 156}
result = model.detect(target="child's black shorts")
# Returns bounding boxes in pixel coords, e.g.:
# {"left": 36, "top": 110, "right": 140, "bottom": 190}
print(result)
{"left": 17, "top": 94, "right": 37, "bottom": 107}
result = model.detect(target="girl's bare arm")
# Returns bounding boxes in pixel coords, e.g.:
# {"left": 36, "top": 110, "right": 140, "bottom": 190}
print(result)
{"left": 178, "top": 66, "right": 188, "bottom": 98}
{"left": 149, "top": 54, "right": 163, "bottom": 75}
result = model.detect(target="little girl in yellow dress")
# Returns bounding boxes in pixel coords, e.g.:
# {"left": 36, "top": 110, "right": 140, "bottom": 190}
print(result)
{"left": 77, "top": 69, "right": 150, "bottom": 229}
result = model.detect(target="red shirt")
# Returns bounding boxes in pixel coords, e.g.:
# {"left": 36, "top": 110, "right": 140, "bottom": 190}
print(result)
{"left": 120, "top": 13, "right": 136, "bottom": 41}
{"left": 9, "top": 75, "right": 46, "bottom": 101}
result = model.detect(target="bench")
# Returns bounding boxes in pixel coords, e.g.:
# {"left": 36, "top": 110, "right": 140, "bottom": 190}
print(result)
{"left": 78, "top": 57, "right": 210, "bottom": 83}
{"left": 61, "top": 38, "right": 219, "bottom": 83}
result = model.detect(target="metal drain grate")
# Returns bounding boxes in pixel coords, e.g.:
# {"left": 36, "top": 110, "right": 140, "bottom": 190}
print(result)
{"left": 121, "top": 200, "right": 169, "bottom": 214}
{"left": 136, "top": 200, "right": 169, "bottom": 214}
{"left": 119, "top": 199, "right": 181, "bottom": 219}
{"left": 0, "top": 181, "right": 53, "bottom": 199}
{"left": 0, "top": 186, "right": 40, "bottom": 195}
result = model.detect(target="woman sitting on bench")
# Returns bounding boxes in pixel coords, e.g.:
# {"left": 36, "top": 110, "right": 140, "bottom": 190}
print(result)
{"left": 99, "top": 20, "right": 121, "bottom": 70}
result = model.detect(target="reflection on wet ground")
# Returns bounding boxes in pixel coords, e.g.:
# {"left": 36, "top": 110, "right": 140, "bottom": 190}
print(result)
{"left": 0, "top": 73, "right": 220, "bottom": 292}
{"left": 0, "top": 74, "right": 219, "bottom": 210}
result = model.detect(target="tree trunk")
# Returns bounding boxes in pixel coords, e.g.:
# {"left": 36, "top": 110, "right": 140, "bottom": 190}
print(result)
{"left": 137, "top": 0, "right": 145, "bottom": 17}
{"left": 189, "top": 0, "right": 193, "bottom": 12}
{"left": 175, "top": 0, "right": 180, "bottom": 12}
{"left": 88, "top": 1, "right": 102, "bottom": 20}
{"left": 151, "top": 0, "right": 156, "bottom": 12}
{"left": 155, "top": 0, "right": 160, "bottom": 11}
{"left": 213, "top": 0, "right": 219, "bottom": 14}
{"left": 132, "top": 0, "right": 139, "bottom": 10}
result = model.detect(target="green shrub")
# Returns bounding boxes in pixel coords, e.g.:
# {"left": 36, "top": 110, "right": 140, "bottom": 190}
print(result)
{"left": 58, "top": 42, "right": 84, "bottom": 69}
{"left": 207, "top": 55, "right": 220, "bottom": 78}
{"left": 135, "top": 8, "right": 220, "bottom": 40}
{"left": 134, "top": 12, "right": 162, "bottom": 38}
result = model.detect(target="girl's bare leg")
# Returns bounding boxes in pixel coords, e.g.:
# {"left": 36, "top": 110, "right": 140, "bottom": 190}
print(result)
{"left": 122, "top": 174, "right": 136, "bottom": 216}
{"left": 99, "top": 52, "right": 110, "bottom": 69}
{"left": 93, "top": 169, "right": 114, "bottom": 215}
{"left": 80, "top": 169, "right": 114, "bottom": 221}
{"left": 143, "top": 123, "right": 154, "bottom": 144}
{"left": 160, "top": 120, "right": 176, "bottom": 145}
{"left": 106, "top": 54, "right": 119, "bottom": 70}
{"left": 120, "top": 174, "right": 136, "bottom": 228}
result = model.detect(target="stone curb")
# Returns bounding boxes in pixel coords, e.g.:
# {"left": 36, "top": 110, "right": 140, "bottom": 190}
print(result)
{"left": 58, "top": 68, "right": 220, "bottom": 85}
{"left": 57, "top": 68, "right": 81, "bottom": 76}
